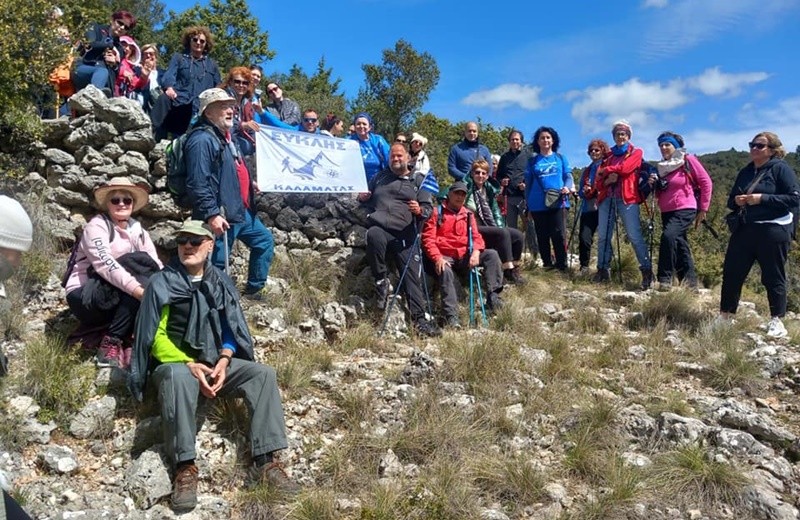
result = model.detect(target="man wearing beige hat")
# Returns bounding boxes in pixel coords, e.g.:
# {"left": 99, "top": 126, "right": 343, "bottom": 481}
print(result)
{"left": 185, "top": 87, "right": 275, "bottom": 299}
{"left": 129, "top": 220, "right": 299, "bottom": 512}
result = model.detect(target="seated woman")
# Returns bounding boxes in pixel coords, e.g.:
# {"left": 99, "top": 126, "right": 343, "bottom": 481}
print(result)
{"left": 116, "top": 35, "right": 145, "bottom": 99}
{"left": 220, "top": 67, "right": 260, "bottom": 157}
{"left": 465, "top": 159, "right": 526, "bottom": 284}
{"left": 137, "top": 43, "right": 164, "bottom": 113}
{"left": 72, "top": 10, "right": 136, "bottom": 94}
{"left": 64, "top": 178, "right": 162, "bottom": 369}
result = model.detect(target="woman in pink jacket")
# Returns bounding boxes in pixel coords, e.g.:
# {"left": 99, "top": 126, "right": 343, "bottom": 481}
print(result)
{"left": 64, "top": 178, "right": 162, "bottom": 369}
{"left": 648, "top": 131, "right": 713, "bottom": 289}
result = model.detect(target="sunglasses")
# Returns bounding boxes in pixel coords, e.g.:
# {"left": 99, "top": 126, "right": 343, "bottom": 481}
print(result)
{"left": 115, "top": 19, "right": 130, "bottom": 30}
{"left": 176, "top": 236, "right": 208, "bottom": 247}
{"left": 232, "top": 79, "right": 250, "bottom": 86}
{"left": 267, "top": 86, "right": 279, "bottom": 93}
{"left": 303, "top": 117, "right": 317, "bottom": 123}
{"left": 110, "top": 197, "right": 133, "bottom": 206}
{"left": 192, "top": 37, "right": 206, "bottom": 44}
{"left": 748, "top": 142, "right": 769, "bottom": 150}
{"left": 588, "top": 148, "right": 601, "bottom": 153}
{"left": 395, "top": 138, "right": 407, "bottom": 143}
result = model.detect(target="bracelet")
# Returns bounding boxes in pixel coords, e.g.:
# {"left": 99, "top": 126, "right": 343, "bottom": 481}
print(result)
{"left": 218, "top": 354, "right": 232, "bottom": 363}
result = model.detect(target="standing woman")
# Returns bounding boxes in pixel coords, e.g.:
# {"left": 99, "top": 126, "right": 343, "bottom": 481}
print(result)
{"left": 649, "top": 132, "right": 713, "bottom": 289}
{"left": 577, "top": 139, "right": 609, "bottom": 272}
{"left": 350, "top": 112, "right": 391, "bottom": 183}
{"left": 152, "top": 26, "right": 221, "bottom": 140}
{"left": 593, "top": 120, "right": 652, "bottom": 288}
{"left": 409, "top": 132, "right": 431, "bottom": 175}
{"left": 64, "top": 178, "right": 163, "bottom": 369}
{"left": 524, "top": 126, "right": 573, "bottom": 271}
{"left": 719, "top": 132, "right": 800, "bottom": 338}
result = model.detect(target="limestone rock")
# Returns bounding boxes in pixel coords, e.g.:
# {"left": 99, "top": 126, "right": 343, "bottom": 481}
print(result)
{"left": 38, "top": 445, "right": 79, "bottom": 474}
{"left": 124, "top": 447, "right": 172, "bottom": 509}
{"left": 95, "top": 96, "right": 152, "bottom": 132}
{"left": 70, "top": 396, "right": 117, "bottom": 439}
{"left": 117, "top": 151, "right": 150, "bottom": 177}
{"left": 63, "top": 121, "right": 118, "bottom": 151}
{"left": 43, "top": 148, "right": 75, "bottom": 166}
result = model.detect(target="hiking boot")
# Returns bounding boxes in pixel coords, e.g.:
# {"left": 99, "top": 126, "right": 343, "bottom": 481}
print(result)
{"left": 592, "top": 269, "right": 610, "bottom": 283}
{"left": 640, "top": 269, "right": 654, "bottom": 291}
{"left": 656, "top": 281, "right": 672, "bottom": 292}
{"left": 375, "top": 279, "right": 390, "bottom": 311}
{"left": 486, "top": 292, "right": 504, "bottom": 311}
{"left": 414, "top": 318, "right": 442, "bottom": 337}
{"left": 766, "top": 317, "right": 788, "bottom": 339}
{"left": 504, "top": 268, "right": 526, "bottom": 285}
{"left": 253, "top": 461, "right": 301, "bottom": 494}
{"left": 171, "top": 463, "right": 199, "bottom": 511}
{"left": 96, "top": 336, "right": 122, "bottom": 368}
{"left": 243, "top": 286, "right": 268, "bottom": 302}
{"left": 445, "top": 315, "right": 462, "bottom": 329}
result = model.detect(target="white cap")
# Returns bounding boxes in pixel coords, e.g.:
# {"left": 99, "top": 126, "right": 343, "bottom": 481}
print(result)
{"left": 0, "top": 196, "right": 33, "bottom": 252}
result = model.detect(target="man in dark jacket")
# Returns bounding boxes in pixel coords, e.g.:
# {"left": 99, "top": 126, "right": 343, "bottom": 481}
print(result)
{"left": 359, "top": 143, "right": 441, "bottom": 337}
{"left": 497, "top": 130, "right": 538, "bottom": 260}
{"left": 447, "top": 121, "right": 493, "bottom": 180}
{"left": 185, "top": 88, "right": 274, "bottom": 299}
{"left": 128, "top": 220, "right": 299, "bottom": 512}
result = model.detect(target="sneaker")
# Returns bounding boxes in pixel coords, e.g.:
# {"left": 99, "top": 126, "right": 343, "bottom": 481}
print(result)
{"left": 253, "top": 461, "right": 301, "bottom": 494}
{"left": 171, "top": 463, "right": 198, "bottom": 511}
{"left": 766, "top": 317, "right": 788, "bottom": 339}
{"left": 445, "top": 315, "right": 462, "bottom": 329}
{"left": 375, "top": 279, "right": 390, "bottom": 311}
{"left": 243, "top": 286, "right": 268, "bottom": 302}
{"left": 656, "top": 281, "right": 672, "bottom": 292}
{"left": 414, "top": 318, "right": 442, "bottom": 337}
{"left": 486, "top": 292, "right": 504, "bottom": 311}
{"left": 713, "top": 313, "right": 736, "bottom": 327}
{"left": 641, "top": 269, "right": 654, "bottom": 291}
{"left": 118, "top": 347, "right": 133, "bottom": 370}
{"left": 96, "top": 336, "right": 122, "bottom": 368}
{"left": 592, "top": 269, "right": 610, "bottom": 283}
{"left": 579, "top": 266, "right": 591, "bottom": 275}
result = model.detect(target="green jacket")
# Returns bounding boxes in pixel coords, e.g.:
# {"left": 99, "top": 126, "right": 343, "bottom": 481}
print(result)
{"left": 465, "top": 177, "right": 505, "bottom": 228}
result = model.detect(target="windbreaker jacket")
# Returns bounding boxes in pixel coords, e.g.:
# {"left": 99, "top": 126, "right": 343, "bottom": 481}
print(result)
{"left": 422, "top": 203, "right": 486, "bottom": 262}
{"left": 726, "top": 158, "right": 800, "bottom": 224}
{"left": 655, "top": 154, "right": 713, "bottom": 213}
{"left": 364, "top": 169, "right": 433, "bottom": 235}
{"left": 266, "top": 98, "right": 301, "bottom": 126}
{"left": 128, "top": 258, "right": 255, "bottom": 402}
{"left": 594, "top": 144, "right": 644, "bottom": 205}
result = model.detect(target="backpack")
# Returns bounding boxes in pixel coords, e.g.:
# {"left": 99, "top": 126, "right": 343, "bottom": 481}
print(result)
{"left": 61, "top": 214, "right": 120, "bottom": 288}
{"left": 166, "top": 125, "right": 224, "bottom": 208}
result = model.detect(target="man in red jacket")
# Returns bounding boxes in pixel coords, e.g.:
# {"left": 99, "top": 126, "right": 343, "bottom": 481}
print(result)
{"left": 422, "top": 182, "right": 504, "bottom": 328}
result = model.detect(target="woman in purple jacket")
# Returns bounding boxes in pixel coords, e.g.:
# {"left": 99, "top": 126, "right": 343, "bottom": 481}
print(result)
{"left": 648, "top": 131, "right": 712, "bottom": 289}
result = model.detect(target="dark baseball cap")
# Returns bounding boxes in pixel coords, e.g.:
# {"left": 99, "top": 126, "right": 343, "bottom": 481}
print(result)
{"left": 448, "top": 181, "right": 468, "bottom": 194}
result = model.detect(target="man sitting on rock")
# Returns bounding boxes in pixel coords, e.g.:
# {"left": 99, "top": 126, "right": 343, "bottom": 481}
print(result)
{"left": 128, "top": 220, "right": 299, "bottom": 512}
{"left": 422, "top": 182, "right": 504, "bottom": 328}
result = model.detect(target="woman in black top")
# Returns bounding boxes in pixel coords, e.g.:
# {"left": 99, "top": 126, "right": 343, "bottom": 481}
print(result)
{"left": 718, "top": 131, "right": 800, "bottom": 338}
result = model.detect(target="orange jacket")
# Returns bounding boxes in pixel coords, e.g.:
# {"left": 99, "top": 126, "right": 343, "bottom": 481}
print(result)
{"left": 422, "top": 203, "right": 485, "bottom": 262}
{"left": 594, "top": 144, "right": 643, "bottom": 205}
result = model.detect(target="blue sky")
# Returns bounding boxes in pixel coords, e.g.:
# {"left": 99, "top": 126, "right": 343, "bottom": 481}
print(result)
{"left": 169, "top": 0, "right": 799, "bottom": 166}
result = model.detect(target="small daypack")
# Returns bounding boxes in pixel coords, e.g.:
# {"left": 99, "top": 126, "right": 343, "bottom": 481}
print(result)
{"left": 166, "top": 126, "right": 224, "bottom": 208}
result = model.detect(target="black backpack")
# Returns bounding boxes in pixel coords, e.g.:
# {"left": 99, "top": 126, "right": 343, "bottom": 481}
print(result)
{"left": 166, "top": 126, "right": 224, "bottom": 208}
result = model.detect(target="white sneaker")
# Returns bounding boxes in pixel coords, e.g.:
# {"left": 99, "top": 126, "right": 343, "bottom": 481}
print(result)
{"left": 766, "top": 317, "right": 788, "bottom": 339}
{"left": 713, "top": 313, "right": 735, "bottom": 326}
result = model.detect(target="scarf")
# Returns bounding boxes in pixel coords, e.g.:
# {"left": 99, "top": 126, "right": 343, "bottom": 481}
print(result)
{"left": 611, "top": 142, "right": 630, "bottom": 156}
{"left": 657, "top": 148, "right": 687, "bottom": 177}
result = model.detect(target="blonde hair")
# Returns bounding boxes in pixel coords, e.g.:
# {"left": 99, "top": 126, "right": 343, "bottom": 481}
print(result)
{"left": 753, "top": 131, "right": 786, "bottom": 159}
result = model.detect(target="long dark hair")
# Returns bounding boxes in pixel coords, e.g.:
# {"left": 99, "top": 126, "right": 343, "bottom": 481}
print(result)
{"left": 532, "top": 126, "right": 560, "bottom": 153}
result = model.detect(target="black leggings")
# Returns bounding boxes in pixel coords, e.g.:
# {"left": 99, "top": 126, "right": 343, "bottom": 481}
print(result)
{"left": 578, "top": 211, "right": 599, "bottom": 268}
{"left": 66, "top": 286, "right": 140, "bottom": 341}
{"left": 478, "top": 226, "right": 524, "bottom": 264}
{"left": 530, "top": 209, "right": 567, "bottom": 270}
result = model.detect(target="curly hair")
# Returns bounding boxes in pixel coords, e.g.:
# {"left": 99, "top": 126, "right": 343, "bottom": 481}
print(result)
{"left": 587, "top": 138, "right": 610, "bottom": 156}
{"left": 532, "top": 126, "right": 561, "bottom": 153}
{"left": 220, "top": 67, "right": 253, "bottom": 98}
{"left": 181, "top": 26, "right": 214, "bottom": 54}
{"left": 753, "top": 131, "right": 787, "bottom": 159}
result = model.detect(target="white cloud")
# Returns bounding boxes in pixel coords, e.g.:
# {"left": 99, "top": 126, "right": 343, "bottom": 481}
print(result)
{"left": 642, "top": 0, "right": 669, "bottom": 7}
{"left": 687, "top": 67, "right": 769, "bottom": 97}
{"left": 461, "top": 84, "right": 545, "bottom": 110}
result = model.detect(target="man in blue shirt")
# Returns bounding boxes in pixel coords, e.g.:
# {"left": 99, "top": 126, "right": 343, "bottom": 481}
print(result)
{"left": 447, "top": 121, "right": 493, "bottom": 180}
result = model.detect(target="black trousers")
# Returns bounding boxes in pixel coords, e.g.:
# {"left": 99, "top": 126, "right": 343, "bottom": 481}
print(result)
{"left": 720, "top": 223, "right": 791, "bottom": 317}
{"left": 365, "top": 226, "right": 426, "bottom": 320}
{"left": 505, "top": 195, "right": 538, "bottom": 258}
{"left": 479, "top": 226, "right": 524, "bottom": 264}
{"left": 578, "top": 210, "right": 599, "bottom": 268}
{"left": 66, "top": 287, "right": 140, "bottom": 340}
{"left": 150, "top": 96, "right": 193, "bottom": 139}
{"left": 433, "top": 250, "right": 503, "bottom": 317}
{"left": 530, "top": 209, "right": 567, "bottom": 270}
{"left": 657, "top": 209, "right": 697, "bottom": 285}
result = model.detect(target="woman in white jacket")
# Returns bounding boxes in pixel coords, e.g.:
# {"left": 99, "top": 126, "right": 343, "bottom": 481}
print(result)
{"left": 409, "top": 132, "right": 431, "bottom": 176}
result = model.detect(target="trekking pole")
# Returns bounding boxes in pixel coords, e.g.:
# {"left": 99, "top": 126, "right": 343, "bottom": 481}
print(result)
{"left": 643, "top": 199, "right": 656, "bottom": 274}
{"left": 468, "top": 219, "right": 475, "bottom": 328}
{"left": 413, "top": 219, "right": 433, "bottom": 318}
{"left": 379, "top": 232, "right": 422, "bottom": 337}
{"left": 611, "top": 195, "right": 623, "bottom": 284}
{"left": 701, "top": 220, "right": 720, "bottom": 239}
{"left": 472, "top": 267, "right": 488, "bottom": 327}
{"left": 219, "top": 207, "right": 230, "bottom": 274}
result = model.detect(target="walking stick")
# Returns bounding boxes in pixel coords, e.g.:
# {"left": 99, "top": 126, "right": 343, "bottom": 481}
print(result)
{"left": 379, "top": 231, "right": 423, "bottom": 337}
{"left": 612, "top": 195, "right": 623, "bottom": 284}
{"left": 414, "top": 219, "right": 433, "bottom": 318}
{"left": 219, "top": 207, "right": 230, "bottom": 274}
{"left": 567, "top": 194, "right": 581, "bottom": 270}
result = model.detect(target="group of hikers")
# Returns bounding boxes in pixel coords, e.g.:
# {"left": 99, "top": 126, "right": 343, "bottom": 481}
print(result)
{"left": 5, "top": 7, "right": 796, "bottom": 514}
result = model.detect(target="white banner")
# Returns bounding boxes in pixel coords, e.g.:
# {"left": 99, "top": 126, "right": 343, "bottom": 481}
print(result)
{"left": 255, "top": 126, "right": 368, "bottom": 193}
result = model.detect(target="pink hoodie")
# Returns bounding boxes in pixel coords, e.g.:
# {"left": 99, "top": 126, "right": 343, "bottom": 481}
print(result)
{"left": 64, "top": 214, "right": 162, "bottom": 296}
{"left": 655, "top": 154, "right": 713, "bottom": 213}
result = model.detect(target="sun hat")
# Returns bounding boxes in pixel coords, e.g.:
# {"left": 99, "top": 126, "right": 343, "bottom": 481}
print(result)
{"left": 410, "top": 132, "right": 428, "bottom": 146}
{"left": 173, "top": 220, "right": 214, "bottom": 239}
{"left": 0, "top": 196, "right": 33, "bottom": 252}
{"left": 93, "top": 177, "right": 149, "bottom": 213}
{"left": 198, "top": 88, "right": 236, "bottom": 117}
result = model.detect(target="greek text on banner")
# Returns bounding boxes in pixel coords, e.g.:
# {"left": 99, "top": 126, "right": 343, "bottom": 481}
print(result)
{"left": 255, "top": 126, "right": 368, "bottom": 193}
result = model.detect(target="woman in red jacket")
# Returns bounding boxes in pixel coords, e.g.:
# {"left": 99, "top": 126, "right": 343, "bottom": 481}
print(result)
{"left": 593, "top": 120, "right": 652, "bottom": 289}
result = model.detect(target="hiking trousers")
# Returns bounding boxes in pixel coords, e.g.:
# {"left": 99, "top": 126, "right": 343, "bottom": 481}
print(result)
{"left": 505, "top": 195, "right": 538, "bottom": 258}
{"left": 212, "top": 210, "right": 274, "bottom": 293}
{"left": 657, "top": 209, "right": 697, "bottom": 286}
{"left": 66, "top": 287, "right": 139, "bottom": 340}
{"left": 365, "top": 226, "right": 427, "bottom": 320}
{"left": 478, "top": 226, "right": 524, "bottom": 264}
{"left": 578, "top": 210, "right": 599, "bottom": 268}
{"left": 435, "top": 250, "right": 503, "bottom": 317}
{"left": 530, "top": 209, "right": 567, "bottom": 270}
{"left": 152, "top": 359, "right": 288, "bottom": 467}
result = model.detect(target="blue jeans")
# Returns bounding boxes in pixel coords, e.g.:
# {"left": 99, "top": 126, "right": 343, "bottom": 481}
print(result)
{"left": 596, "top": 196, "right": 650, "bottom": 270}
{"left": 72, "top": 63, "right": 112, "bottom": 90}
{"left": 212, "top": 210, "right": 274, "bottom": 292}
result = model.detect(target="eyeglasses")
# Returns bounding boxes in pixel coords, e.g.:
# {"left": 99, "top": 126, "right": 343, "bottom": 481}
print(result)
{"left": 748, "top": 142, "right": 769, "bottom": 150}
{"left": 192, "top": 37, "right": 206, "bottom": 44}
{"left": 115, "top": 20, "right": 130, "bottom": 30}
{"left": 614, "top": 131, "right": 628, "bottom": 137}
{"left": 588, "top": 148, "right": 601, "bottom": 153}
{"left": 303, "top": 117, "right": 317, "bottom": 123}
{"left": 473, "top": 170, "right": 488, "bottom": 176}
{"left": 176, "top": 236, "right": 208, "bottom": 247}
{"left": 232, "top": 79, "right": 250, "bottom": 86}
{"left": 110, "top": 197, "right": 133, "bottom": 206}
{"left": 267, "top": 86, "right": 279, "bottom": 93}
{"left": 395, "top": 138, "right": 407, "bottom": 143}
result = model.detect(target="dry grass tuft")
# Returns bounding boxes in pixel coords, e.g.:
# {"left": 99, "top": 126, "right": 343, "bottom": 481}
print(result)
{"left": 633, "top": 289, "right": 707, "bottom": 333}
{"left": 472, "top": 454, "right": 548, "bottom": 508}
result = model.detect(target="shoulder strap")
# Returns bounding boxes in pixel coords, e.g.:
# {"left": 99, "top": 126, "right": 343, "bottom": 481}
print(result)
{"left": 683, "top": 155, "right": 698, "bottom": 189}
